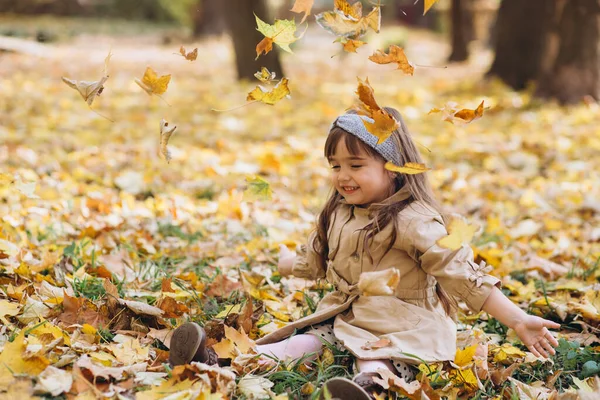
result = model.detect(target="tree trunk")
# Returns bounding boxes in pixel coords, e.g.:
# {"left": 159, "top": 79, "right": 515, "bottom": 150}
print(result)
{"left": 448, "top": 0, "right": 473, "bottom": 62}
{"left": 486, "top": 0, "right": 555, "bottom": 90}
{"left": 536, "top": 0, "right": 600, "bottom": 104}
{"left": 221, "top": 0, "right": 284, "bottom": 81}
{"left": 193, "top": 0, "right": 227, "bottom": 37}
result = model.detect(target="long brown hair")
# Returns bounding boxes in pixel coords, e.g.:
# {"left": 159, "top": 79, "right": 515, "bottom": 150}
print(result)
{"left": 313, "top": 107, "right": 457, "bottom": 316}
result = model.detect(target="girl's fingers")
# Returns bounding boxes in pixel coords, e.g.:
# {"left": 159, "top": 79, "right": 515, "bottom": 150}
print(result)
{"left": 534, "top": 342, "right": 549, "bottom": 358}
{"left": 545, "top": 330, "right": 559, "bottom": 347}
{"left": 540, "top": 339, "right": 556, "bottom": 356}
{"left": 544, "top": 320, "right": 561, "bottom": 329}
{"left": 528, "top": 345, "right": 541, "bottom": 358}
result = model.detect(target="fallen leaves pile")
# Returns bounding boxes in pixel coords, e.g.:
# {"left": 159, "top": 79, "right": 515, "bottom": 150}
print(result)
{"left": 1, "top": 6, "right": 600, "bottom": 399}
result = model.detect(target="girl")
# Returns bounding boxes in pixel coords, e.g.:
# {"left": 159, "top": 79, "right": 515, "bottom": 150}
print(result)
{"left": 169, "top": 108, "right": 560, "bottom": 399}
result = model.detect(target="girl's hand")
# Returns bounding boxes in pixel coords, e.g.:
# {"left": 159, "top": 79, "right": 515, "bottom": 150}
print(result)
{"left": 277, "top": 244, "right": 296, "bottom": 277}
{"left": 513, "top": 315, "right": 560, "bottom": 358}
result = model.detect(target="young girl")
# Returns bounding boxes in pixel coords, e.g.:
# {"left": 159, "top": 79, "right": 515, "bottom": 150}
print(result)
{"left": 169, "top": 108, "right": 560, "bottom": 399}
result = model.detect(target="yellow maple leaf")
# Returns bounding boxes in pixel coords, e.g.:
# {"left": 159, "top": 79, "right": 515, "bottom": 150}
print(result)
{"left": 316, "top": 5, "right": 380, "bottom": 38}
{"left": 290, "top": 0, "right": 315, "bottom": 24}
{"left": 243, "top": 175, "right": 272, "bottom": 202}
{"left": 213, "top": 338, "right": 235, "bottom": 359}
{"left": 369, "top": 45, "right": 414, "bottom": 75}
{"left": 255, "top": 15, "right": 306, "bottom": 59}
{"left": 491, "top": 343, "right": 526, "bottom": 364}
{"left": 135, "top": 67, "right": 171, "bottom": 96}
{"left": 352, "top": 77, "right": 399, "bottom": 144}
{"left": 0, "top": 330, "right": 49, "bottom": 390}
{"left": 0, "top": 299, "right": 20, "bottom": 325}
{"left": 135, "top": 378, "right": 205, "bottom": 400}
{"left": 247, "top": 78, "right": 291, "bottom": 105}
{"left": 224, "top": 325, "right": 255, "bottom": 354}
{"left": 424, "top": 0, "right": 439, "bottom": 15}
{"left": 159, "top": 119, "right": 177, "bottom": 163}
{"left": 436, "top": 217, "right": 478, "bottom": 251}
{"left": 357, "top": 268, "right": 400, "bottom": 296}
{"left": 384, "top": 162, "right": 430, "bottom": 175}
{"left": 454, "top": 344, "right": 478, "bottom": 368}
{"left": 334, "top": 37, "right": 366, "bottom": 53}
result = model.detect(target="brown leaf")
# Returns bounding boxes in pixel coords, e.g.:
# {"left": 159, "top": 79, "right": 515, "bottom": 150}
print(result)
{"left": 454, "top": 100, "right": 485, "bottom": 123}
{"left": 178, "top": 46, "right": 197, "bottom": 61}
{"left": 361, "top": 338, "right": 392, "bottom": 350}
{"left": 290, "top": 0, "right": 314, "bottom": 24}
{"left": 156, "top": 296, "right": 189, "bottom": 318}
{"left": 369, "top": 45, "right": 414, "bottom": 75}
{"left": 161, "top": 278, "right": 175, "bottom": 293}
{"left": 206, "top": 274, "right": 244, "bottom": 298}
{"left": 490, "top": 362, "right": 520, "bottom": 387}
{"left": 351, "top": 77, "right": 399, "bottom": 144}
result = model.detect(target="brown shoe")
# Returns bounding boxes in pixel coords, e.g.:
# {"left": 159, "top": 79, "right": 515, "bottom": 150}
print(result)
{"left": 322, "top": 377, "right": 372, "bottom": 400}
{"left": 169, "top": 322, "right": 217, "bottom": 367}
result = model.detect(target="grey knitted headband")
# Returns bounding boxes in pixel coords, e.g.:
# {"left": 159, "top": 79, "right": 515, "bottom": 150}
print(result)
{"left": 331, "top": 114, "right": 401, "bottom": 166}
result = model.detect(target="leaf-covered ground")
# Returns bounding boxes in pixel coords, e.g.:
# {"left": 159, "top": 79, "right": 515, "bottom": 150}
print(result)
{"left": 1, "top": 17, "right": 600, "bottom": 400}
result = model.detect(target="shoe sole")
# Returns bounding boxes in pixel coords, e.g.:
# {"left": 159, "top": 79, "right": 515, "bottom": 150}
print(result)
{"left": 323, "top": 377, "right": 372, "bottom": 400}
{"left": 169, "top": 322, "right": 204, "bottom": 367}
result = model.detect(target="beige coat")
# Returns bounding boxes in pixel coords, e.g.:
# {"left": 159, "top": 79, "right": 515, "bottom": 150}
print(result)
{"left": 256, "top": 186, "right": 501, "bottom": 364}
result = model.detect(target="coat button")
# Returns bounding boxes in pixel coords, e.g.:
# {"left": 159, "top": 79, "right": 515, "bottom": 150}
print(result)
{"left": 351, "top": 253, "right": 360, "bottom": 261}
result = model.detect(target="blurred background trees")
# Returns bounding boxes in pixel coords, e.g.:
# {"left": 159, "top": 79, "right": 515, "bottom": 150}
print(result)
{"left": 1, "top": 0, "right": 598, "bottom": 104}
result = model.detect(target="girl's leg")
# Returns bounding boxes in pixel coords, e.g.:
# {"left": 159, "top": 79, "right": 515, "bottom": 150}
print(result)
{"left": 256, "top": 334, "right": 324, "bottom": 363}
{"left": 355, "top": 358, "right": 395, "bottom": 374}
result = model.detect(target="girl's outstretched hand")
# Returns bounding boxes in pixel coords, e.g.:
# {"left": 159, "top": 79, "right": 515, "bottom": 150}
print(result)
{"left": 513, "top": 315, "right": 560, "bottom": 358}
{"left": 277, "top": 244, "right": 296, "bottom": 277}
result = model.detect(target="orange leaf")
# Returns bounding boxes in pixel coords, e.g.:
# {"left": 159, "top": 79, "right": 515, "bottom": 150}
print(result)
{"left": 334, "top": 0, "right": 363, "bottom": 20}
{"left": 384, "top": 162, "right": 430, "bottom": 175}
{"left": 369, "top": 45, "right": 414, "bottom": 75}
{"left": 335, "top": 37, "right": 366, "bottom": 53}
{"left": 361, "top": 338, "right": 392, "bottom": 350}
{"left": 255, "top": 37, "right": 274, "bottom": 59}
{"left": 315, "top": 5, "right": 380, "bottom": 38}
{"left": 290, "top": 0, "right": 314, "bottom": 24}
{"left": 134, "top": 67, "right": 171, "bottom": 96}
{"left": 351, "top": 78, "right": 399, "bottom": 144}
{"left": 424, "top": 0, "right": 439, "bottom": 15}
{"left": 178, "top": 46, "right": 198, "bottom": 61}
{"left": 247, "top": 78, "right": 291, "bottom": 105}
{"left": 454, "top": 100, "right": 485, "bottom": 123}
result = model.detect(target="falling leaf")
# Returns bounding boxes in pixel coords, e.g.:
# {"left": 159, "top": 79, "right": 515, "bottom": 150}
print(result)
{"left": 247, "top": 78, "right": 291, "bottom": 105}
{"left": 62, "top": 50, "right": 111, "bottom": 106}
{"left": 357, "top": 268, "right": 400, "bottom": 296}
{"left": 361, "top": 338, "right": 392, "bottom": 350}
{"left": 243, "top": 175, "right": 272, "bottom": 202}
{"left": 334, "top": 0, "right": 363, "bottom": 21}
{"left": 254, "top": 67, "right": 277, "bottom": 83}
{"left": 159, "top": 118, "right": 177, "bottom": 163}
{"left": 178, "top": 46, "right": 197, "bottom": 61}
{"left": 424, "top": 0, "right": 439, "bottom": 15}
{"left": 385, "top": 162, "right": 430, "bottom": 175}
{"left": 255, "top": 15, "right": 306, "bottom": 59}
{"left": 135, "top": 67, "right": 171, "bottom": 96}
{"left": 454, "top": 100, "right": 485, "bottom": 123}
{"left": 436, "top": 216, "right": 478, "bottom": 251}
{"left": 351, "top": 77, "right": 399, "bottom": 144}
{"left": 334, "top": 37, "right": 366, "bottom": 53}
{"left": 315, "top": 5, "right": 380, "bottom": 38}
{"left": 369, "top": 45, "right": 414, "bottom": 75}
{"left": 290, "top": 0, "right": 314, "bottom": 24}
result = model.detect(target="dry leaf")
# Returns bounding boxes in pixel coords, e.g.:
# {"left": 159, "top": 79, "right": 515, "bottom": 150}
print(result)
{"left": 424, "top": 0, "right": 439, "bottom": 15}
{"left": 0, "top": 331, "right": 49, "bottom": 390}
{"left": 247, "top": 78, "right": 291, "bottom": 105}
{"left": 454, "top": 100, "right": 485, "bottom": 123}
{"left": 135, "top": 67, "right": 171, "bottom": 96}
{"left": 254, "top": 67, "right": 277, "bottom": 83}
{"left": 334, "top": 37, "right": 366, "bottom": 53}
{"left": 361, "top": 338, "right": 392, "bottom": 350}
{"left": 255, "top": 15, "right": 306, "bottom": 58}
{"left": 178, "top": 46, "right": 197, "bottom": 61}
{"left": 290, "top": 0, "right": 314, "bottom": 24}
{"left": 357, "top": 268, "right": 400, "bottom": 296}
{"left": 436, "top": 216, "right": 478, "bottom": 251}
{"left": 159, "top": 119, "right": 177, "bottom": 163}
{"left": 385, "top": 162, "right": 430, "bottom": 175}
{"left": 316, "top": 5, "right": 380, "bottom": 38}
{"left": 62, "top": 50, "right": 111, "bottom": 106}
{"left": 334, "top": 0, "right": 363, "bottom": 20}
{"left": 351, "top": 77, "right": 399, "bottom": 144}
{"left": 369, "top": 45, "right": 414, "bottom": 75}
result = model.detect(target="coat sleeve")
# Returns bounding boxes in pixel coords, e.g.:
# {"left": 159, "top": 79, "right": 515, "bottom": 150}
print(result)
{"left": 399, "top": 214, "right": 501, "bottom": 312}
{"left": 291, "top": 230, "right": 326, "bottom": 280}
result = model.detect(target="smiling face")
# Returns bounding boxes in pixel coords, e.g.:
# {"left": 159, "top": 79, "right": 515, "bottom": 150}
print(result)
{"left": 327, "top": 131, "right": 395, "bottom": 207}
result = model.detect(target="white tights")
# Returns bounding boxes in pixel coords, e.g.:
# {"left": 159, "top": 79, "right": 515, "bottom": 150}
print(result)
{"left": 255, "top": 334, "right": 395, "bottom": 374}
